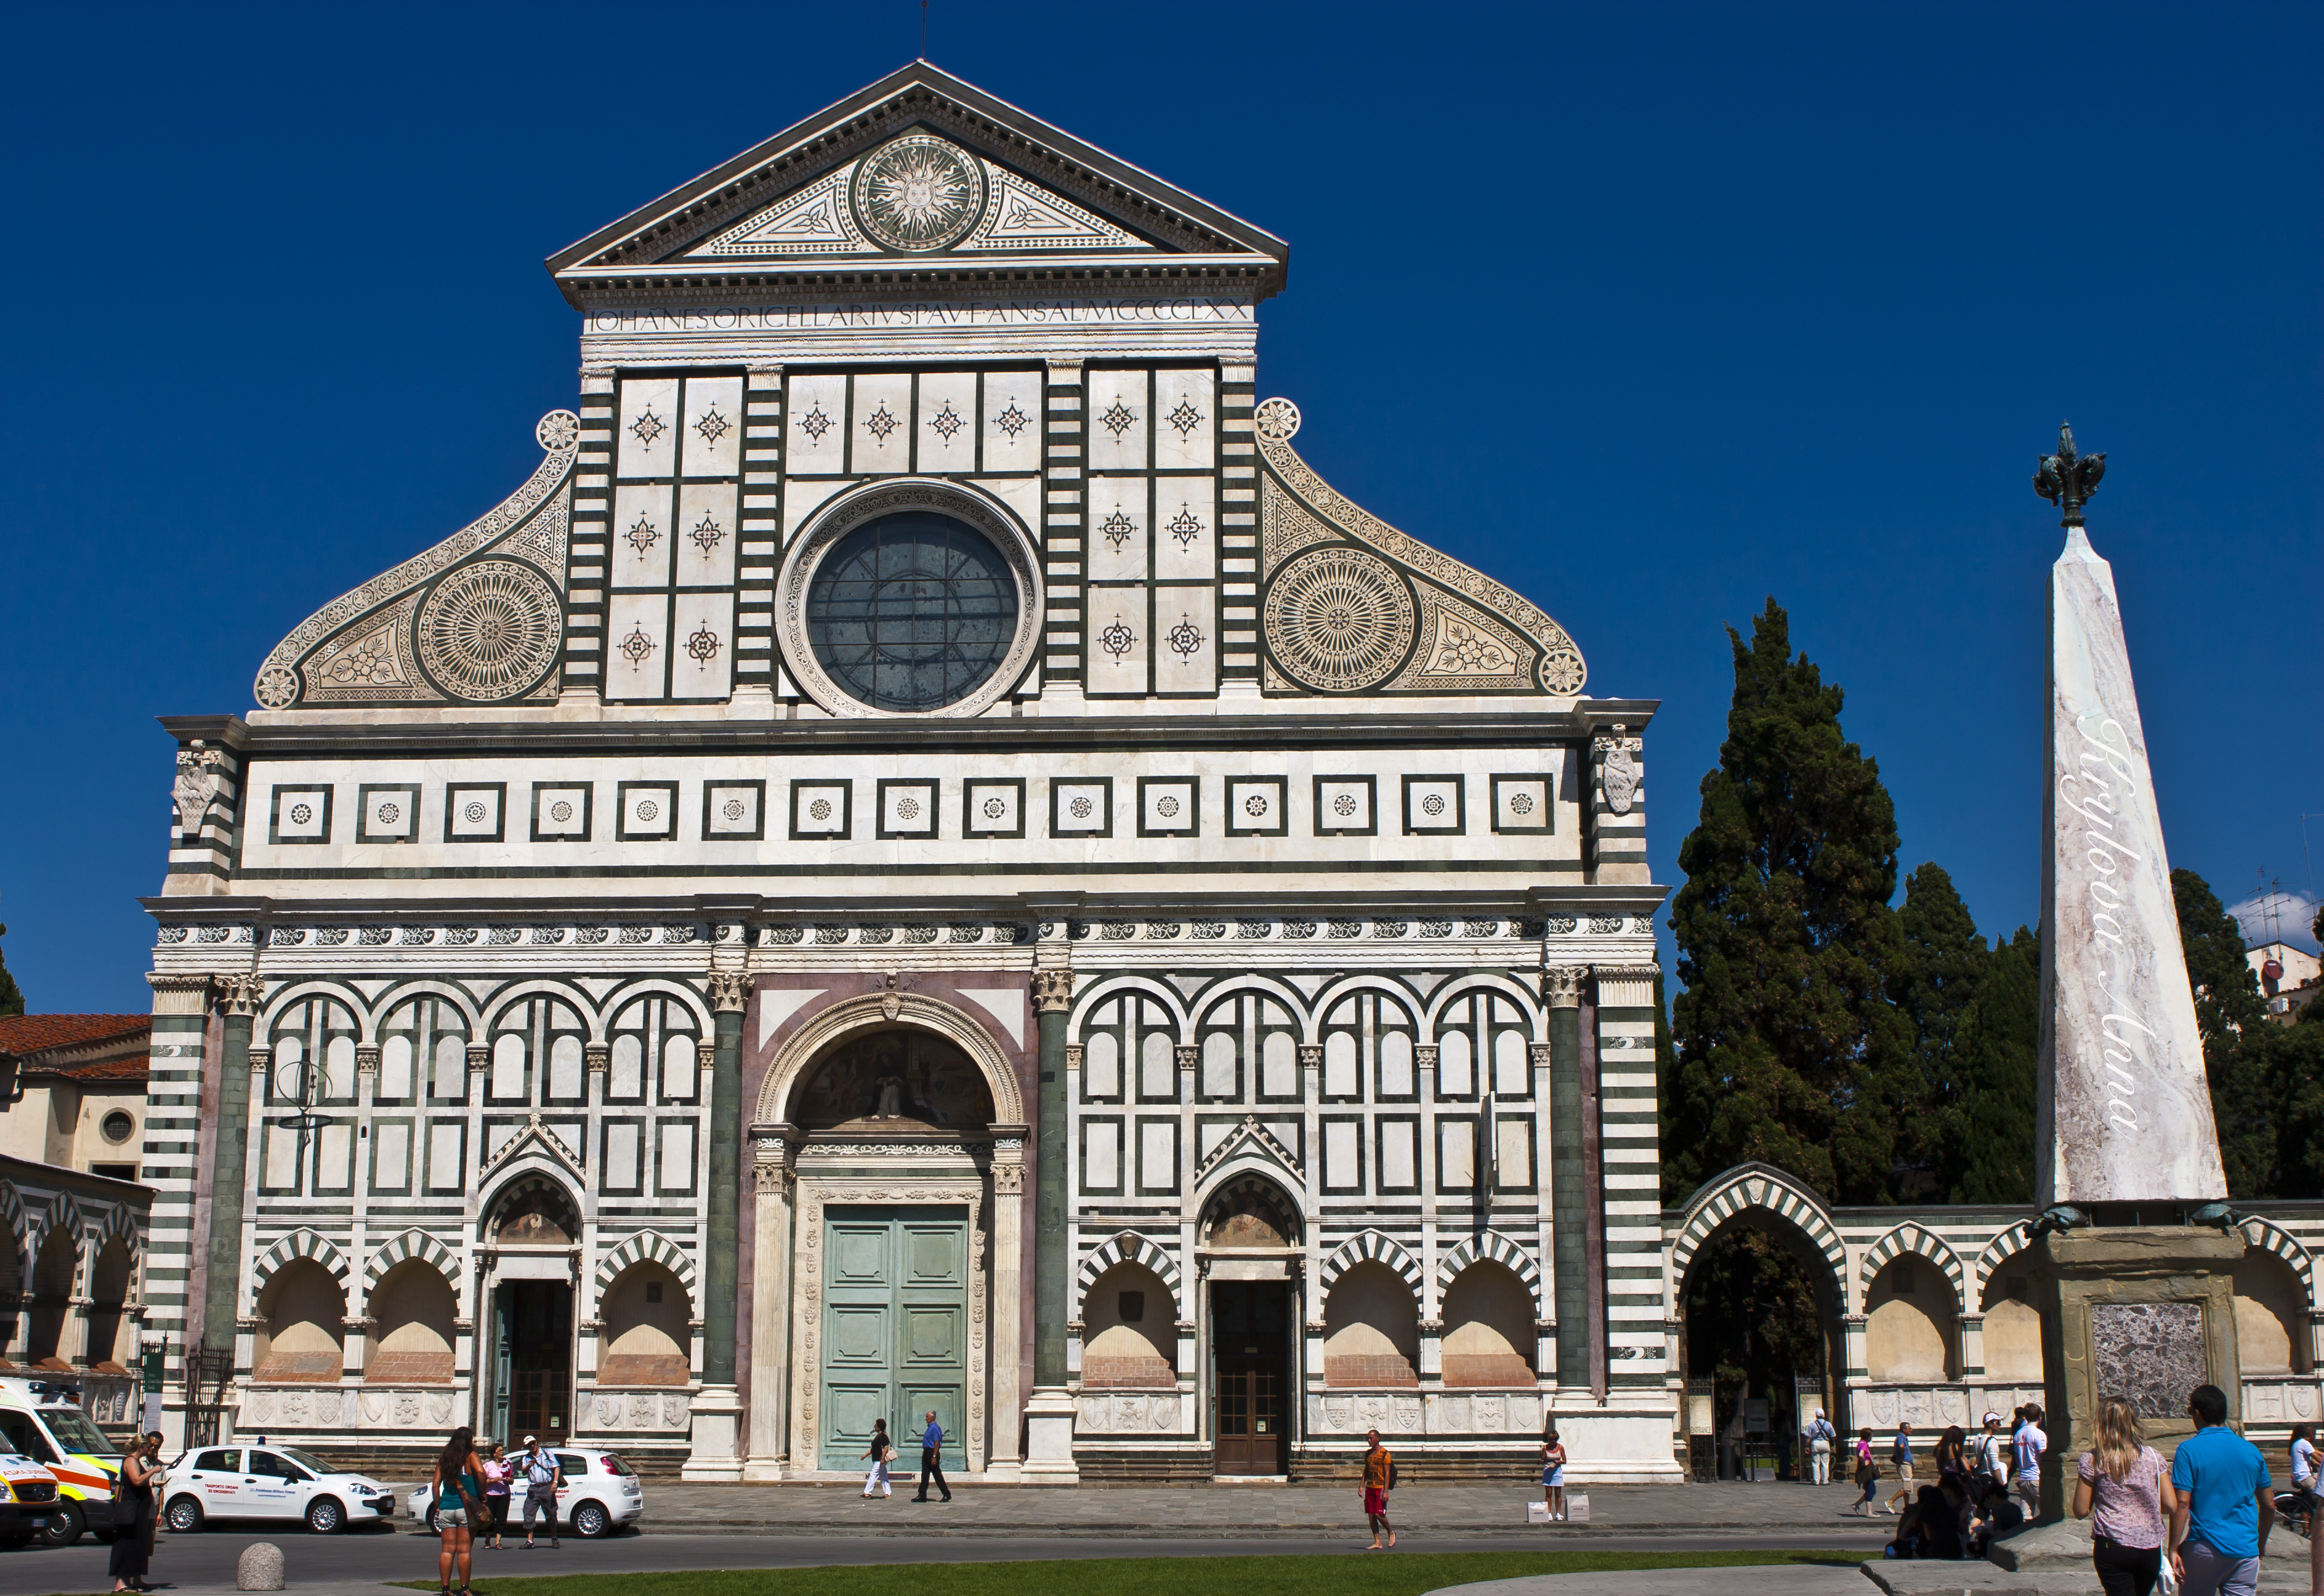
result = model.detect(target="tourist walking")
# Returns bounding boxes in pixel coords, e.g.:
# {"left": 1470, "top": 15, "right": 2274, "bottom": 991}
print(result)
{"left": 1935, "top": 1424, "right": 1968, "bottom": 1493}
{"left": 1541, "top": 1428, "right": 1568, "bottom": 1521}
{"left": 2070, "top": 1395, "right": 2176, "bottom": 1596}
{"left": 1884, "top": 1421, "right": 1917, "bottom": 1515}
{"left": 518, "top": 1437, "right": 562, "bottom": 1548}
{"left": 1850, "top": 1427, "right": 1881, "bottom": 1515}
{"left": 1805, "top": 1409, "right": 1835, "bottom": 1486}
{"left": 107, "top": 1431, "right": 163, "bottom": 1594}
{"left": 479, "top": 1442, "right": 510, "bottom": 1550}
{"left": 1976, "top": 1411, "right": 2010, "bottom": 1488}
{"left": 913, "top": 1410, "right": 951, "bottom": 1503}
{"left": 429, "top": 1427, "right": 485, "bottom": 1596}
{"left": 861, "top": 1418, "right": 894, "bottom": 1499}
{"left": 1362, "top": 1428, "right": 1395, "bottom": 1549}
{"left": 2012, "top": 1403, "right": 2048, "bottom": 1518}
{"left": 2169, "top": 1384, "right": 2274, "bottom": 1596}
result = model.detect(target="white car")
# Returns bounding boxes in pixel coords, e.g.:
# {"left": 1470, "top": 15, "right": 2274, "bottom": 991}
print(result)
{"left": 406, "top": 1449, "right": 642, "bottom": 1539}
{"left": 163, "top": 1445, "right": 395, "bottom": 1534}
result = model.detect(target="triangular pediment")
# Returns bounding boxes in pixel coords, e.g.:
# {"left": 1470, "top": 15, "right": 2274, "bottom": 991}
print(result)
{"left": 549, "top": 62, "right": 1286, "bottom": 303}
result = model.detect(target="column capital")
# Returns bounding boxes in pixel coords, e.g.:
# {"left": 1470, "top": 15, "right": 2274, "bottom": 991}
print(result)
{"left": 215, "top": 972, "right": 266, "bottom": 1018}
{"left": 585, "top": 1043, "right": 610, "bottom": 1074}
{"left": 1543, "top": 966, "right": 1585, "bottom": 1009}
{"left": 465, "top": 1043, "right": 488, "bottom": 1072}
{"left": 245, "top": 1045, "right": 272, "bottom": 1074}
{"left": 1296, "top": 1044, "right": 1323, "bottom": 1071}
{"left": 696, "top": 1039, "right": 717, "bottom": 1072}
{"left": 706, "top": 970, "right": 752, "bottom": 1013}
{"left": 354, "top": 1046, "right": 380, "bottom": 1075}
{"left": 1031, "top": 968, "right": 1074, "bottom": 1013}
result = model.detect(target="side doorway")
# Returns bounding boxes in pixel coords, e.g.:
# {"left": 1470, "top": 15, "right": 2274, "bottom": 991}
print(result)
{"left": 1211, "top": 1281, "right": 1290, "bottom": 1476}
{"left": 490, "top": 1281, "right": 575, "bottom": 1445}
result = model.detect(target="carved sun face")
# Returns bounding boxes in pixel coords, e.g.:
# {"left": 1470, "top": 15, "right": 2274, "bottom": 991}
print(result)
{"left": 853, "top": 134, "right": 983, "bottom": 251}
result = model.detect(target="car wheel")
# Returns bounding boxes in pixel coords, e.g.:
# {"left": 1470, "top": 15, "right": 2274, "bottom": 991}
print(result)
{"left": 37, "top": 1501, "right": 84, "bottom": 1548}
{"left": 165, "top": 1495, "right": 204, "bottom": 1534}
{"left": 424, "top": 1507, "right": 439, "bottom": 1535}
{"left": 305, "top": 1497, "right": 344, "bottom": 1534}
{"left": 570, "top": 1501, "right": 609, "bottom": 1539}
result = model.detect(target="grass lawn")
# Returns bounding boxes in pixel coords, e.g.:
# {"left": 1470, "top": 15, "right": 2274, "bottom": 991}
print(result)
{"left": 385, "top": 1547, "right": 1860, "bottom": 1596}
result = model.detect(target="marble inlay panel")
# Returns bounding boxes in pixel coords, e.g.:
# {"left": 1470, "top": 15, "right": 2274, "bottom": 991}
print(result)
{"left": 2091, "top": 1301, "right": 2207, "bottom": 1418}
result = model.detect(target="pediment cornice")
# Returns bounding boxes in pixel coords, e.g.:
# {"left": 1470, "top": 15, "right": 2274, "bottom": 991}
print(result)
{"left": 547, "top": 62, "right": 1287, "bottom": 307}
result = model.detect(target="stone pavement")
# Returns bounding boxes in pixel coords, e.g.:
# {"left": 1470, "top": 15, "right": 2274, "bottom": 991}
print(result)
{"left": 399, "top": 1478, "right": 1897, "bottom": 1539}
{"left": 1427, "top": 1569, "right": 1862, "bottom": 1596}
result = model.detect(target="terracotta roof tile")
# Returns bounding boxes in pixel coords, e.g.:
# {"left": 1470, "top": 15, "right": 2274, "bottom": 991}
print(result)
{"left": 0, "top": 1014, "right": 151, "bottom": 1054}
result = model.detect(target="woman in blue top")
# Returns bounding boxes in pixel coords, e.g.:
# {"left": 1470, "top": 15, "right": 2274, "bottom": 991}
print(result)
{"left": 430, "top": 1427, "right": 485, "bottom": 1596}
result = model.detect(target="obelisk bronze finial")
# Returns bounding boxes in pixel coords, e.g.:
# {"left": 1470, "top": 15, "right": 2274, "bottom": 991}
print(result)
{"left": 2033, "top": 421, "right": 2107, "bottom": 527}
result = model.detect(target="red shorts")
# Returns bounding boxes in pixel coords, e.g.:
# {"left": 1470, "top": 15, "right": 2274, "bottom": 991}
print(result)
{"left": 1363, "top": 1487, "right": 1389, "bottom": 1516}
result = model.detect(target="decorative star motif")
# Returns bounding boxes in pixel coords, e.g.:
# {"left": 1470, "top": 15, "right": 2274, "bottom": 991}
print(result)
{"left": 1168, "top": 615, "right": 1204, "bottom": 658}
{"left": 929, "top": 402, "right": 964, "bottom": 442}
{"left": 631, "top": 409, "right": 666, "bottom": 447}
{"left": 689, "top": 514, "right": 725, "bottom": 554}
{"left": 619, "top": 626, "right": 655, "bottom": 667}
{"left": 994, "top": 402, "right": 1031, "bottom": 438}
{"left": 797, "top": 405, "right": 833, "bottom": 443}
{"left": 1167, "top": 399, "right": 1203, "bottom": 438}
{"left": 1099, "top": 615, "right": 1136, "bottom": 658}
{"left": 1167, "top": 506, "right": 1203, "bottom": 546}
{"left": 693, "top": 406, "right": 730, "bottom": 446}
{"left": 687, "top": 623, "right": 721, "bottom": 669}
{"left": 1100, "top": 401, "right": 1136, "bottom": 437}
{"left": 863, "top": 403, "right": 899, "bottom": 443}
{"left": 1101, "top": 510, "right": 1135, "bottom": 549}
{"left": 626, "top": 515, "right": 659, "bottom": 554}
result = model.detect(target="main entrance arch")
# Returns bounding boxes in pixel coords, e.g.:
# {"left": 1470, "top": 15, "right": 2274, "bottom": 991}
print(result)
{"left": 744, "top": 988, "right": 1028, "bottom": 1480}
{"left": 1670, "top": 1164, "right": 1849, "bottom": 1478}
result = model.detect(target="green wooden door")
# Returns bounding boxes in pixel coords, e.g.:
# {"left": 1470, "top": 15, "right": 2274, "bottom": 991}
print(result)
{"left": 819, "top": 1206, "right": 969, "bottom": 1472}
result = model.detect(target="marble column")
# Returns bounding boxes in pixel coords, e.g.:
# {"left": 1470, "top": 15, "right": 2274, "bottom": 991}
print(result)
{"left": 1023, "top": 937, "right": 1079, "bottom": 1481}
{"left": 2037, "top": 515, "right": 2224, "bottom": 1203}
{"left": 1544, "top": 966, "right": 1588, "bottom": 1389}
{"left": 684, "top": 969, "right": 749, "bottom": 1480}
{"left": 741, "top": 1132, "right": 795, "bottom": 1480}
{"left": 986, "top": 1135, "right": 1027, "bottom": 1476}
{"left": 201, "top": 973, "right": 262, "bottom": 1356}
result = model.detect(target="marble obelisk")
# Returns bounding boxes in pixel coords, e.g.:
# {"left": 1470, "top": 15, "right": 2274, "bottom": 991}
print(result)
{"left": 2014, "top": 425, "right": 2240, "bottom": 1533}
{"left": 2034, "top": 448, "right": 2226, "bottom": 1205}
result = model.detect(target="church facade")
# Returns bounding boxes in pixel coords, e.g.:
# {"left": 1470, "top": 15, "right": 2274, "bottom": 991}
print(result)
{"left": 142, "top": 63, "right": 1680, "bottom": 1482}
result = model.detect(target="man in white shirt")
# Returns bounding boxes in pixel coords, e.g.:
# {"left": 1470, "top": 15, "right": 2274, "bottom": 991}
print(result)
{"left": 2011, "top": 1403, "right": 2047, "bottom": 1518}
{"left": 1975, "top": 1411, "right": 2009, "bottom": 1486}
{"left": 1804, "top": 1409, "right": 1835, "bottom": 1486}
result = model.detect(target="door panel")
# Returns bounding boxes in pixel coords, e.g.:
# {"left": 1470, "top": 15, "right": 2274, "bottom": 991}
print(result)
{"left": 1211, "top": 1281, "right": 1290, "bottom": 1476}
{"left": 818, "top": 1206, "right": 969, "bottom": 1471}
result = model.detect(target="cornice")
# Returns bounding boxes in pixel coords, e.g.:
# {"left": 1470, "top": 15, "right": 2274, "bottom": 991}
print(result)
{"left": 184, "top": 702, "right": 1660, "bottom": 759}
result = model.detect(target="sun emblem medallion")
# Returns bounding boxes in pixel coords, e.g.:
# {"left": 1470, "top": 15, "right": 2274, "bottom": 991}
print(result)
{"left": 852, "top": 133, "right": 985, "bottom": 252}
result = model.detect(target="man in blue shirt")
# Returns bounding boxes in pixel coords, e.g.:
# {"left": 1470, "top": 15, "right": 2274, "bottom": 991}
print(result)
{"left": 912, "top": 1409, "right": 952, "bottom": 1504}
{"left": 2170, "top": 1383, "right": 2273, "bottom": 1596}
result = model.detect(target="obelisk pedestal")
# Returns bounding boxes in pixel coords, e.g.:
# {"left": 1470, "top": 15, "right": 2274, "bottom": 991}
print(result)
{"left": 2019, "top": 427, "right": 2238, "bottom": 1527}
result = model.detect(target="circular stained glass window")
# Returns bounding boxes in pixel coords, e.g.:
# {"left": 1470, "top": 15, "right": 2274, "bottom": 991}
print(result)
{"left": 804, "top": 511, "right": 1019, "bottom": 712}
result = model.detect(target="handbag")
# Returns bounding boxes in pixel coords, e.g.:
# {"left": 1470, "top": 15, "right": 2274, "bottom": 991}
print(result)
{"left": 110, "top": 1462, "right": 143, "bottom": 1529}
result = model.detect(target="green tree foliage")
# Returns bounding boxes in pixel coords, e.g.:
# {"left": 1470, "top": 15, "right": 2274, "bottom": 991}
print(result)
{"left": 1947, "top": 927, "right": 2039, "bottom": 1203}
{"left": 0, "top": 924, "right": 22, "bottom": 1018}
{"left": 1890, "top": 864, "right": 1989, "bottom": 1193}
{"left": 1682, "top": 1224, "right": 1826, "bottom": 1422}
{"left": 2173, "top": 869, "right": 2274, "bottom": 1196}
{"left": 1666, "top": 599, "right": 1914, "bottom": 1205}
{"left": 2261, "top": 997, "right": 2324, "bottom": 1198}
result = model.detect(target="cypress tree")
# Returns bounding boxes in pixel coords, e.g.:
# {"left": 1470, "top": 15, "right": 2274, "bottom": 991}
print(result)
{"left": 0, "top": 924, "right": 22, "bottom": 1018}
{"left": 1890, "top": 864, "right": 1990, "bottom": 1193}
{"left": 1948, "top": 926, "right": 2039, "bottom": 1203}
{"left": 2172, "top": 869, "right": 2272, "bottom": 1196}
{"left": 1666, "top": 599, "right": 1915, "bottom": 1205}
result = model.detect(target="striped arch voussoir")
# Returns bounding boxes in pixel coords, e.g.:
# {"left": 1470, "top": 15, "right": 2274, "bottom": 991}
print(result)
{"left": 1860, "top": 1223, "right": 1965, "bottom": 1307}
{"left": 1076, "top": 1231, "right": 1182, "bottom": 1304}
{"left": 2240, "top": 1215, "right": 2318, "bottom": 1308}
{"left": 0, "top": 1183, "right": 26, "bottom": 1253}
{"left": 1320, "top": 1230, "right": 1422, "bottom": 1294}
{"left": 1437, "top": 1230, "right": 1540, "bottom": 1297}
{"left": 254, "top": 1228, "right": 349, "bottom": 1295}
{"left": 1975, "top": 1220, "right": 2036, "bottom": 1294}
{"left": 40, "top": 1193, "right": 86, "bottom": 1251}
{"left": 596, "top": 1230, "right": 696, "bottom": 1296}
{"left": 1670, "top": 1164, "right": 1847, "bottom": 1287}
{"left": 362, "top": 1229, "right": 462, "bottom": 1296}
{"left": 97, "top": 1203, "right": 140, "bottom": 1248}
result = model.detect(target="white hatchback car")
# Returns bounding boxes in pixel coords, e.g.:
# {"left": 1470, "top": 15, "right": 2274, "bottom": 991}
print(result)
{"left": 406, "top": 1449, "right": 642, "bottom": 1539}
{"left": 164, "top": 1445, "right": 395, "bottom": 1534}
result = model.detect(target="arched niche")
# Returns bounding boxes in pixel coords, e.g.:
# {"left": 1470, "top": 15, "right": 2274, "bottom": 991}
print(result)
{"left": 791, "top": 1026, "right": 995, "bottom": 1131}
{"left": 1442, "top": 1259, "right": 1536, "bottom": 1387}
{"left": 254, "top": 1257, "right": 345, "bottom": 1382}
{"left": 598, "top": 1260, "right": 693, "bottom": 1387}
{"left": 1322, "top": 1260, "right": 1419, "bottom": 1387}
{"left": 26, "top": 1227, "right": 76, "bottom": 1365}
{"left": 1080, "top": 1261, "right": 1176, "bottom": 1388}
{"left": 85, "top": 1237, "right": 135, "bottom": 1371}
{"left": 491, "top": 1177, "right": 579, "bottom": 1247}
{"left": 2233, "top": 1246, "right": 2310, "bottom": 1376}
{"left": 1201, "top": 1177, "right": 1301, "bottom": 1252}
{"left": 1865, "top": 1255, "right": 1956, "bottom": 1382}
{"left": 366, "top": 1257, "right": 458, "bottom": 1384}
{"left": 1978, "top": 1265, "right": 2046, "bottom": 1384}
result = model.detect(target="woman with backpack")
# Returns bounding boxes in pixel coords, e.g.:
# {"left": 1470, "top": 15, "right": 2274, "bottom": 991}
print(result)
{"left": 1850, "top": 1426, "right": 1882, "bottom": 1516}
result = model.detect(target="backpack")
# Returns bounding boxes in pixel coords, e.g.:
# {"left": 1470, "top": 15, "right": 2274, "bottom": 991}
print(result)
{"left": 1387, "top": 1457, "right": 1398, "bottom": 1489}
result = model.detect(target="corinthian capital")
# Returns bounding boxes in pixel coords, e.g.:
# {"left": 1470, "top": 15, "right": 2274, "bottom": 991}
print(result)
{"left": 1543, "top": 965, "right": 1585, "bottom": 1010}
{"left": 706, "top": 970, "right": 751, "bottom": 1014}
{"left": 1030, "top": 968, "right": 1074, "bottom": 1014}
{"left": 216, "top": 972, "right": 266, "bottom": 1018}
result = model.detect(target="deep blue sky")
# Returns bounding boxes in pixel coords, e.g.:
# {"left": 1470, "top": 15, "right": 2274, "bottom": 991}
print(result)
{"left": 3, "top": 4, "right": 2317, "bottom": 1012}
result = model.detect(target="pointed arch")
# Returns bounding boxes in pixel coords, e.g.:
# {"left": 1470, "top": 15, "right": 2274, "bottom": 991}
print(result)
{"left": 2240, "top": 1214, "right": 2318, "bottom": 1311}
{"left": 1670, "top": 1163, "right": 1847, "bottom": 1306}
{"left": 595, "top": 1230, "right": 698, "bottom": 1296}
{"left": 97, "top": 1202, "right": 141, "bottom": 1249}
{"left": 363, "top": 1228, "right": 463, "bottom": 1297}
{"left": 38, "top": 1192, "right": 86, "bottom": 1252}
{"left": 1437, "top": 1230, "right": 1541, "bottom": 1298}
{"left": 253, "top": 1228, "right": 350, "bottom": 1295}
{"left": 1320, "top": 1230, "right": 1422, "bottom": 1294}
{"left": 1860, "top": 1223, "right": 1967, "bottom": 1313}
{"left": 1975, "top": 1220, "right": 2037, "bottom": 1302}
{"left": 1076, "top": 1230, "right": 1181, "bottom": 1303}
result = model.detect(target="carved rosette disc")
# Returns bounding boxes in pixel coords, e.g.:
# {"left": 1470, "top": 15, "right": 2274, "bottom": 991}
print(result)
{"left": 416, "top": 558, "right": 563, "bottom": 701}
{"left": 1262, "top": 545, "right": 1416, "bottom": 691}
{"left": 1253, "top": 397, "right": 1301, "bottom": 442}
{"left": 851, "top": 134, "right": 985, "bottom": 252}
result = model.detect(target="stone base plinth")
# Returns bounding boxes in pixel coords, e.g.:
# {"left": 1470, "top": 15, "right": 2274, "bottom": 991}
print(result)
{"left": 2025, "top": 1225, "right": 2243, "bottom": 1517}
{"left": 1018, "top": 1387, "right": 1079, "bottom": 1484}
{"left": 680, "top": 1385, "right": 744, "bottom": 1481}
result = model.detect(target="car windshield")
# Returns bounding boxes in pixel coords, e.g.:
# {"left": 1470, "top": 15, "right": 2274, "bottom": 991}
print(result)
{"left": 279, "top": 1448, "right": 336, "bottom": 1475}
{"left": 603, "top": 1454, "right": 635, "bottom": 1477}
{"left": 41, "top": 1409, "right": 119, "bottom": 1458}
